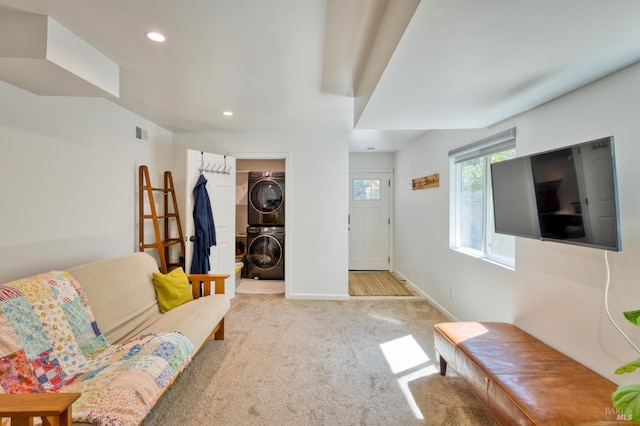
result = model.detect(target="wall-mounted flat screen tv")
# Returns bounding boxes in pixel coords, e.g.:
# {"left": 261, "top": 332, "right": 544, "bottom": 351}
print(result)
{"left": 490, "top": 136, "right": 621, "bottom": 251}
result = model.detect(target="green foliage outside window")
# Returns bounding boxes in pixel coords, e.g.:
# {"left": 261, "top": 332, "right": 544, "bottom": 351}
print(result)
{"left": 461, "top": 157, "right": 483, "bottom": 192}
{"left": 461, "top": 150, "right": 516, "bottom": 193}
{"left": 457, "top": 148, "right": 516, "bottom": 255}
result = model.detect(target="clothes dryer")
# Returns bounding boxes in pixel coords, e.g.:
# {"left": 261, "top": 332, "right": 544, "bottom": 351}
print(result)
{"left": 245, "top": 226, "right": 285, "bottom": 280}
{"left": 248, "top": 171, "right": 285, "bottom": 226}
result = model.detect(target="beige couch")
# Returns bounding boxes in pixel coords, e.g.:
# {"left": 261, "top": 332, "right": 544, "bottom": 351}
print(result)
{"left": 0, "top": 252, "right": 230, "bottom": 425}
{"left": 67, "top": 252, "right": 230, "bottom": 352}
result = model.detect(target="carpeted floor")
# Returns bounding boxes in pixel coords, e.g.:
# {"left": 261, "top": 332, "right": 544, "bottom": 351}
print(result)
{"left": 349, "top": 271, "right": 416, "bottom": 296}
{"left": 142, "top": 294, "right": 497, "bottom": 426}
{"left": 236, "top": 278, "right": 285, "bottom": 294}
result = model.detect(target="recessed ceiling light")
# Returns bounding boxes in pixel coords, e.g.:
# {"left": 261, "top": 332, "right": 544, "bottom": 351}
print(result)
{"left": 223, "top": 111, "right": 233, "bottom": 117}
{"left": 146, "top": 31, "right": 166, "bottom": 42}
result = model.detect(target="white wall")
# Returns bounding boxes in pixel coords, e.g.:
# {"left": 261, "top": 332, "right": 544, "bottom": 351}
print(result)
{"left": 0, "top": 81, "right": 173, "bottom": 283}
{"left": 349, "top": 152, "right": 395, "bottom": 170}
{"left": 394, "top": 62, "right": 640, "bottom": 384}
{"left": 173, "top": 128, "right": 350, "bottom": 300}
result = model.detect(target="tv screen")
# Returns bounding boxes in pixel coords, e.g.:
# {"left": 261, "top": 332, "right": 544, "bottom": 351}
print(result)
{"left": 490, "top": 136, "right": 621, "bottom": 251}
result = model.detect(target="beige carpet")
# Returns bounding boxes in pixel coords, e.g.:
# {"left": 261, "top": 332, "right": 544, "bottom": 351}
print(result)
{"left": 236, "top": 278, "right": 285, "bottom": 294}
{"left": 142, "top": 295, "right": 497, "bottom": 426}
{"left": 349, "top": 271, "right": 415, "bottom": 296}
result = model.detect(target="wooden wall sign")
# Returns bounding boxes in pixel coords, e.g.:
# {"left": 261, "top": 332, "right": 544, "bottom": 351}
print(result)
{"left": 412, "top": 173, "right": 439, "bottom": 190}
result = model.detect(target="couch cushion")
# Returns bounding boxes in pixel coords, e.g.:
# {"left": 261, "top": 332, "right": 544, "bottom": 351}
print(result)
{"left": 123, "top": 295, "right": 230, "bottom": 355}
{"left": 67, "top": 253, "right": 160, "bottom": 344}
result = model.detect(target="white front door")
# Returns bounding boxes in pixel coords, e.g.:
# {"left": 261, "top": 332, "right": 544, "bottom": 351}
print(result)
{"left": 185, "top": 149, "right": 236, "bottom": 298}
{"left": 349, "top": 171, "right": 391, "bottom": 270}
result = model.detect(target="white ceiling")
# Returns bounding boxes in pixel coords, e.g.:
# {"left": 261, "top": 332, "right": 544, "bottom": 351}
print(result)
{"left": 1, "top": 0, "right": 640, "bottom": 152}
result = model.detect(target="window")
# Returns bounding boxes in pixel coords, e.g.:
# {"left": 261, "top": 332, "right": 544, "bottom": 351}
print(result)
{"left": 449, "top": 128, "right": 516, "bottom": 268}
{"left": 353, "top": 179, "right": 381, "bottom": 200}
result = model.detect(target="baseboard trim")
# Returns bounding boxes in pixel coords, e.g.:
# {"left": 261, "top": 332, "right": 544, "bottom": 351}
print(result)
{"left": 286, "top": 293, "right": 350, "bottom": 300}
{"left": 392, "top": 270, "right": 458, "bottom": 321}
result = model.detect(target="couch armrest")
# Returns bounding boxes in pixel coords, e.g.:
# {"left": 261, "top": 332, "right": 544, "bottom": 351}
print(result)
{"left": 0, "top": 392, "right": 81, "bottom": 426}
{"left": 187, "top": 274, "right": 230, "bottom": 298}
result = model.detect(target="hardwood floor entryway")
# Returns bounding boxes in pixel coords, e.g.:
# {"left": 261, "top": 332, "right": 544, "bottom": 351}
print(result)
{"left": 348, "top": 271, "right": 416, "bottom": 296}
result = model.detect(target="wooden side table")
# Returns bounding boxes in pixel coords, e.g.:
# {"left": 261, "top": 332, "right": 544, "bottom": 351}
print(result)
{"left": 0, "top": 393, "right": 80, "bottom": 426}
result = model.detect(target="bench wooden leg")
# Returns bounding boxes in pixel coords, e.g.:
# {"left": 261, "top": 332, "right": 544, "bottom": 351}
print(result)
{"left": 439, "top": 354, "right": 447, "bottom": 375}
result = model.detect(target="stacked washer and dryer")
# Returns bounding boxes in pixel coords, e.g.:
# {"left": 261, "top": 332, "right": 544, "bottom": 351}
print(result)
{"left": 245, "top": 171, "right": 285, "bottom": 280}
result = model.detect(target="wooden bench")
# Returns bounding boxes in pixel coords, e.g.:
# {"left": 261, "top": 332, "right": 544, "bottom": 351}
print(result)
{"left": 434, "top": 322, "right": 629, "bottom": 425}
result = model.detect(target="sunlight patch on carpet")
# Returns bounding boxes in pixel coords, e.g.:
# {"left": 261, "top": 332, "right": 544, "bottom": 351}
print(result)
{"left": 380, "top": 335, "right": 429, "bottom": 374}
{"left": 380, "top": 334, "right": 438, "bottom": 420}
{"left": 368, "top": 313, "right": 403, "bottom": 325}
{"left": 398, "top": 365, "right": 439, "bottom": 420}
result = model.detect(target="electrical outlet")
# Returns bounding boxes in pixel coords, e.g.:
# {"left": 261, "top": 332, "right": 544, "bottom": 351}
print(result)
{"left": 449, "top": 287, "right": 454, "bottom": 299}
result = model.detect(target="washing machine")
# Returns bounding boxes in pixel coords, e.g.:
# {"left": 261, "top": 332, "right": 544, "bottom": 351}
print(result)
{"left": 245, "top": 226, "right": 285, "bottom": 280}
{"left": 248, "top": 171, "right": 285, "bottom": 226}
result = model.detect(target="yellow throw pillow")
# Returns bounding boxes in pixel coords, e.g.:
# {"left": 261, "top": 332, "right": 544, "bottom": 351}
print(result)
{"left": 152, "top": 267, "right": 194, "bottom": 313}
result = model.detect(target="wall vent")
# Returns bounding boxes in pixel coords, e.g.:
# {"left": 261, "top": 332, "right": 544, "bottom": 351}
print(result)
{"left": 134, "top": 125, "right": 149, "bottom": 143}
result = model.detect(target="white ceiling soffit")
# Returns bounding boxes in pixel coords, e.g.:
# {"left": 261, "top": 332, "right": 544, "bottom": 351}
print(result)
{"left": 321, "top": 0, "right": 423, "bottom": 152}
{"left": 355, "top": 0, "right": 640, "bottom": 130}
{"left": 0, "top": 12, "right": 119, "bottom": 97}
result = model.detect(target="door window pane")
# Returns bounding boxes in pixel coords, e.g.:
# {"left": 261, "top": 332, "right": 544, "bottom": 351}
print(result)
{"left": 353, "top": 179, "right": 381, "bottom": 200}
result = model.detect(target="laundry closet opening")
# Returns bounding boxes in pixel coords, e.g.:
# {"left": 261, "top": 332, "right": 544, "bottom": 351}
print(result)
{"left": 235, "top": 158, "right": 286, "bottom": 295}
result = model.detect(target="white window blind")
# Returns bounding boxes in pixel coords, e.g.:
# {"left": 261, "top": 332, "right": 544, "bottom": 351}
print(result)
{"left": 449, "top": 128, "right": 516, "bottom": 163}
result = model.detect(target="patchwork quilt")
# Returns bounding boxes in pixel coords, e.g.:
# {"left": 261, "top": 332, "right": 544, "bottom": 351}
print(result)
{"left": 0, "top": 271, "right": 193, "bottom": 425}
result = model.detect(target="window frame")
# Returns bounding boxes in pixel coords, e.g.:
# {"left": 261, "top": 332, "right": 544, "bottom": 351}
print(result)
{"left": 449, "top": 128, "right": 517, "bottom": 269}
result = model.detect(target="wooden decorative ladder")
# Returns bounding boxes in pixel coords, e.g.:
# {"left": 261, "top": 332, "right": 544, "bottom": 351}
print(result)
{"left": 138, "top": 165, "right": 186, "bottom": 273}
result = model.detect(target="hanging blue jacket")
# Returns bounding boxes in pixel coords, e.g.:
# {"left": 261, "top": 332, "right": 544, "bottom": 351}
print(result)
{"left": 190, "top": 174, "right": 216, "bottom": 274}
